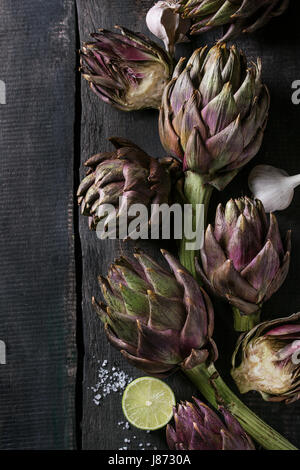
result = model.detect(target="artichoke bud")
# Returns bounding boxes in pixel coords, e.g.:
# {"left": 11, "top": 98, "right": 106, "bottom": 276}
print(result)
{"left": 167, "top": 397, "right": 255, "bottom": 450}
{"left": 232, "top": 313, "right": 300, "bottom": 403}
{"left": 196, "top": 197, "right": 291, "bottom": 320}
{"left": 77, "top": 137, "right": 181, "bottom": 235}
{"left": 159, "top": 43, "right": 269, "bottom": 190}
{"left": 178, "top": 0, "right": 289, "bottom": 41}
{"left": 94, "top": 250, "right": 218, "bottom": 376}
{"left": 80, "top": 26, "right": 173, "bottom": 111}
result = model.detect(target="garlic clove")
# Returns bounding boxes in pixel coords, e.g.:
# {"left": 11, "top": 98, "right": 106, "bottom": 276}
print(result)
{"left": 146, "top": 1, "right": 190, "bottom": 56}
{"left": 248, "top": 164, "right": 300, "bottom": 213}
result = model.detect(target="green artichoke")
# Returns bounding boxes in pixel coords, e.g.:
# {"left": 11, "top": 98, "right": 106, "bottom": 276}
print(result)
{"left": 159, "top": 44, "right": 269, "bottom": 191}
{"left": 167, "top": 398, "right": 255, "bottom": 450}
{"left": 196, "top": 197, "right": 291, "bottom": 330}
{"left": 93, "top": 249, "right": 217, "bottom": 376}
{"left": 232, "top": 313, "right": 300, "bottom": 404}
{"left": 80, "top": 26, "right": 173, "bottom": 111}
{"left": 178, "top": 0, "right": 289, "bottom": 41}
{"left": 77, "top": 137, "right": 178, "bottom": 233}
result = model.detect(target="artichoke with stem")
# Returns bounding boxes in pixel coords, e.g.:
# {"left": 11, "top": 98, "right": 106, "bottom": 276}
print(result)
{"left": 167, "top": 397, "right": 255, "bottom": 450}
{"left": 93, "top": 249, "right": 296, "bottom": 450}
{"left": 196, "top": 196, "right": 291, "bottom": 331}
{"left": 178, "top": 0, "right": 290, "bottom": 41}
{"left": 80, "top": 26, "right": 173, "bottom": 111}
{"left": 159, "top": 44, "right": 269, "bottom": 276}
{"left": 232, "top": 312, "right": 300, "bottom": 403}
{"left": 94, "top": 249, "right": 218, "bottom": 375}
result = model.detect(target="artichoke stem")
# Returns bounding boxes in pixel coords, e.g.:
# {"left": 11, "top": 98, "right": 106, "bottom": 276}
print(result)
{"left": 183, "top": 363, "right": 297, "bottom": 450}
{"left": 232, "top": 307, "right": 261, "bottom": 332}
{"left": 179, "top": 172, "right": 213, "bottom": 279}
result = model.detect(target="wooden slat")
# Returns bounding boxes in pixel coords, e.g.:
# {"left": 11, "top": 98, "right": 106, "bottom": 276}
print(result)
{"left": 76, "top": 0, "right": 196, "bottom": 450}
{"left": 215, "top": 2, "right": 300, "bottom": 444}
{"left": 0, "top": 0, "right": 77, "bottom": 449}
{"left": 77, "top": 0, "right": 300, "bottom": 450}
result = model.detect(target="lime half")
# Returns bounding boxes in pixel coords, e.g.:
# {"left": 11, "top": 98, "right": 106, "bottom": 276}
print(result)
{"left": 122, "top": 376, "right": 175, "bottom": 431}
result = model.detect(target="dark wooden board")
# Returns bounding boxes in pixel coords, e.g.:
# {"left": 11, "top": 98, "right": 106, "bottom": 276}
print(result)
{"left": 77, "top": 0, "right": 300, "bottom": 450}
{"left": 0, "top": 0, "right": 77, "bottom": 449}
{"left": 208, "top": 2, "right": 300, "bottom": 447}
{"left": 77, "top": 0, "right": 300, "bottom": 449}
{"left": 6, "top": 0, "right": 300, "bottom": 452}
{"left": 76, "top": 0, "right": 195, "bottom": 450}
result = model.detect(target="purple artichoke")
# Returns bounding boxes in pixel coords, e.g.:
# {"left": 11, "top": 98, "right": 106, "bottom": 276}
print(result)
{"left": 159, "top": 44, "right": 269, "bottom": 191}
{"left": 77, "top": 137, "right": 178, "bottom": 233}
{"left": 94, "top": 250, "right": 217, "bottom": 376}
{"left": 196, "top": 197, "right": 291, "bottom": 330}
{"left": 178, "top": 0, "right": 289, "bottom": 41}
{"left": 232, "top": 313, "right": 300, "bottom": 404}
{"left": 80, "top": 26, "right": 173, "bottom": 111}
{"left": 167, "top": 397, "right": 255, "bottom": 450}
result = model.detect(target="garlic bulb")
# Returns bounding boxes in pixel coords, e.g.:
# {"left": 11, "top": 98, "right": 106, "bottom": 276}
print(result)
{"left": 248, "top": 165, "right": 300, "bottom": 212}
{"left": 146, "top": 1, "right": 190, "bottom": 56}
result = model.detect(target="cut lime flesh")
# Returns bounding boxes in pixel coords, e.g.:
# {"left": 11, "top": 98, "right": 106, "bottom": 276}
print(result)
{"left": 122, "top": 376, "right": 176, "bottom": 431}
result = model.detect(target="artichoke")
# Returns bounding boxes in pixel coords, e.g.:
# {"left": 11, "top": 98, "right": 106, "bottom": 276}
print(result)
{"left": 159, "top": 44, "right": 269, "bottom": 191}
{"left": 167, "top": 398, "right": 255, "bottom": 450}
{"left": 93, "top": 249, "right": 217, "bottom": 376}
{"left": 178, "top": 0, "right": 289, "bottom": 41}
{"left": 77, "top": 137, "right": 178, "bottom": 233}
{"left": 196, "top": 197, "right": 291, "bottom": 331}
{"left": 80, "top": 26, "right": 173, "bottom": 111}
{"left": 92, "top": 249, "right": 296, "bottom": 450}
{"left": 232, "top": 313, "right": 300, "bottom": 404}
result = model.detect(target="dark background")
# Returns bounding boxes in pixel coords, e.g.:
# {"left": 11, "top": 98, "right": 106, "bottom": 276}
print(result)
{"left": 0, "top": 0, "right": 299, "bottom": 450}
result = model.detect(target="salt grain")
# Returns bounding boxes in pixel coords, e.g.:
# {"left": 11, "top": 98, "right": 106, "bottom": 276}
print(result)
{"left": 89, "top": 359, "right": 159, "bottom": 450}
{"left": 90, "top": 361, "right": 133, "bottom": 406}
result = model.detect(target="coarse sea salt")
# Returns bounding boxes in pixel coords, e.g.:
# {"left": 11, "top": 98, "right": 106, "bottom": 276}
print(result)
{"left": 90, "top": 359, "right": 159, "bottom": 450}
{"left": 91, "top": 361, "right": 133, "bottom": 405}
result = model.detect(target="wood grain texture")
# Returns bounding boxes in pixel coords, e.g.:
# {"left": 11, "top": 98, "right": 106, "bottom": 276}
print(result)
{"left": 0, "top": 0, "right": 77, "bottom": 449}
{"left": 77, "top": 0, "right": 300, "bottom": 450}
